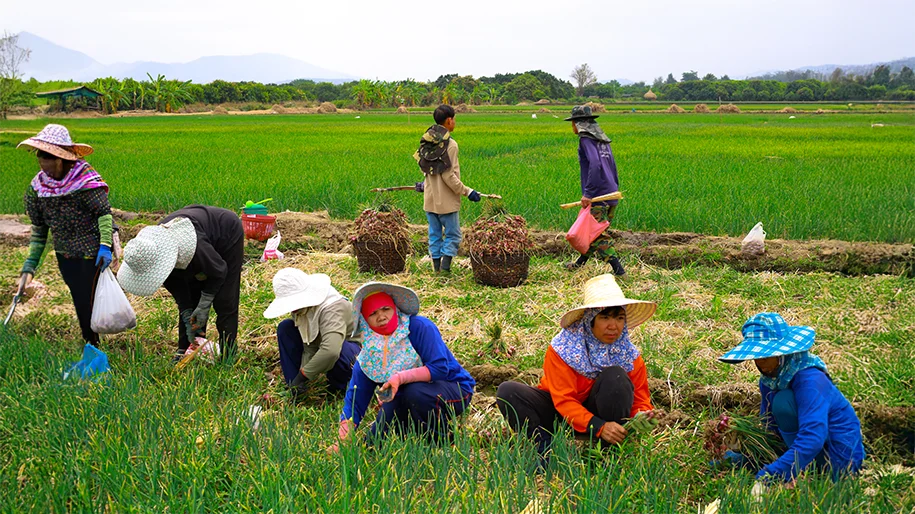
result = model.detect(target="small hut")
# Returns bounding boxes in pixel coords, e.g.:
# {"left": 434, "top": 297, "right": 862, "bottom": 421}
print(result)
{"left": 36, "top": 86, "right": 102, "bottom": 112}
{"left": 643, "top": 89, "right": 657, "bottom": 101}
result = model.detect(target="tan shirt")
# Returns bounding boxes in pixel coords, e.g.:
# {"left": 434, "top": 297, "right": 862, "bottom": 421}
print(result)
{"left": 423, "top": 138, "right": 472, "bottom": 214}
{"left": 293, "top": 298, "right": 362, "bottom": 379}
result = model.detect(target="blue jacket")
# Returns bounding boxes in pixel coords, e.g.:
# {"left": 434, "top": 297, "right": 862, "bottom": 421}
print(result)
{"left": 341, "top": 315, "right": 475, "bottom": 427}
{"left": 758, "top": 368, "right": 865, "bottom": 481}
{"left": 579, "top": 137, "right": 620, "bottom": 206}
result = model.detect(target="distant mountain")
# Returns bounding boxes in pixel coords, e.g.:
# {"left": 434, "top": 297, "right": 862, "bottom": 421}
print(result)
{"left": 748, "top": 56, "right": 915, "bottom": 80}
{"left": 16, "top": 32, "right": 357, "bottom": 84}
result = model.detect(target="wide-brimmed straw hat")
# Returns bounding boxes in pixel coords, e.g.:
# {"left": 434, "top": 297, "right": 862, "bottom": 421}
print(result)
{"left": 718, "top": 313, "right": 816, "bottom": 363}
{"left": 263, "top": 269, "right": 332, "bottom": 319}
{"left": 17, "top": 124, "right": 94, "bottom": 161}
{"left": 117, "top": 218, "right": 197, "bottom": 296}
{"left": 560, "top": 274, "right": 657, "bottom": 329}
{"left": 351, "top": 282, "right": 420, "bottom": 319}
{"left": 563, "top": 105, "right": 600, "bottom": 122}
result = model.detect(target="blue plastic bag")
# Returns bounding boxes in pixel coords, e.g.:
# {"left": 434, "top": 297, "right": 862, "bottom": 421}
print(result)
{"left": 63, "top": 344, "right": 110, "bottom": 382}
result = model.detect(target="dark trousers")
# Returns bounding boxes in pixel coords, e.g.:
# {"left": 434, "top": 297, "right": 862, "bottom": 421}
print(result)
{"left": 173, "top": 238, "right": 244, "bottom": 355}
{"left": 497, "top": 366, "right": 634, "bottom": 453}
{"left": 371, "top": 381, "right": 471, "bottom": 442}
{"left": 57, "top": 256, "right": 100, "bottom": 345}
{"left": 276, "top": 318, "right": 361, "bottom": 391}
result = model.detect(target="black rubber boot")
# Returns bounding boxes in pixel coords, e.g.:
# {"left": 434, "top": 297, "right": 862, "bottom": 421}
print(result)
{"left": 433, "top": 258, "right": 441, "bottom": 272}
{"left": 565, "top": 254, "right": 589, "bottom": 271}
{"left": 441, "top": 256, "right": 453, "bottom": 273}
{"left": 609, "top": 256, "right": 626, "bottom": 276}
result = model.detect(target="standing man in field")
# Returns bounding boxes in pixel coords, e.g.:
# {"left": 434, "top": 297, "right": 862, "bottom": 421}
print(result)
{"left": 565, "top": 105, "right": 625, "bottom": 276}
{"left": 117, "top": 205, "right": 244, "bottom": 362}
{"left": 413, "top": 104, "right": 482, "bottom": 273}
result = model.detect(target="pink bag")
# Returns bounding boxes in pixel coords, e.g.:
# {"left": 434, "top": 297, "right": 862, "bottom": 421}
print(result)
{"left": 566, "top": 206, "right": 610, "bottom": 254}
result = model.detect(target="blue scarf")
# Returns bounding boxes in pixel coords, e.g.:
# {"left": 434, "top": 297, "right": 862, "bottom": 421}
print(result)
{"left": 550, "top": 308, "right": 640, "bottom": 378}
{"left": 760, "top": 351, "right": 828, "bottom": 391}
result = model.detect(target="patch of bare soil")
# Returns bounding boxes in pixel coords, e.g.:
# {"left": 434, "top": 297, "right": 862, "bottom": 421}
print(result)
{"left": 0, "top": 215, "right": 30, "bottom": 246}
{"left": 467, "top": 364, "right": 520, "bottom": 391}
{"left": 8, "top": 210, "right": 911, "bottom": 276}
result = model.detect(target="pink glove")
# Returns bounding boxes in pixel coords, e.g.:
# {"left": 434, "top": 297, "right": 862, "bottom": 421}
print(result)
{"left": 378, "top": 366, "right": 432, "bottom": 403}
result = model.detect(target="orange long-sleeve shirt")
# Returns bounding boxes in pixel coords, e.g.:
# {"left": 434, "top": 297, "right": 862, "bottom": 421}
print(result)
{"left": 538, "top": 346, "right": 653, "bottom": 434}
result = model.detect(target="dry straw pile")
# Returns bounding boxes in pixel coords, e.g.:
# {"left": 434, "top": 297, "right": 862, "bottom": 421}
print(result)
{"left": 644, "top": 90, "right": 657, "bottom": 100}
{"left": 271, "top": 105, "right": 287, "bottom": 114}
{"left": 693, "top": 104, "right": 711, "bottom": 113}
{"left": 717, "top": 104, "right": 741, "bottom": 114}
{"left": 211, "top": 106, "right": 229, "bottom": 115}
{"left": 396, "top": 105, "right": 409, "bottom": 114}
{"left": 454, "top": 103, "right": 477, "bottom": 113}
{"left": 538, "top": 107, "right": 551, "bottom": 113}
{"left": 585, "top": 101, "right": 606, "bottom": 113}
{"left": 317, "top": 102, "right": 337, "bottom": 113}
{"left": 666, "top": 104, "right": 686, "bottom": 113}
{"left": 535, "top": 99, "right": 551, "bottom": 105}
{"left": 778, "top": 107, "right": 798, "bottom": 114}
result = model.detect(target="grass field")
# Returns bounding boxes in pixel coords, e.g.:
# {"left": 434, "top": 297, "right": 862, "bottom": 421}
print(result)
{"left": 1, "top": 244, "right": 913, "bottom": 512}
{"left": 2, "top": 112, "right": 913, "bottom": 243}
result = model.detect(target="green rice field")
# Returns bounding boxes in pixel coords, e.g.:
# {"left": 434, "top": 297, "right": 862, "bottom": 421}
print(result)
{"left": 2, "top": 111, "right": 914, "bottom": 243}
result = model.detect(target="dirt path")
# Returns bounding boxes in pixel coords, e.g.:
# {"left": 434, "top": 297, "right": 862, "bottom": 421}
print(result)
{"left": 2, "top": 211, "right": 911, "bottom": 276}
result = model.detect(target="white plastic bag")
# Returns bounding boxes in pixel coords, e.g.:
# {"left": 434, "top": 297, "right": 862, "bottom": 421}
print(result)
{"left": 741, "top": 222, "right": 766, "bottom": 255}
{"left": 261, "top": 231, "right": 285, "bottom": 262}
{"left": 90, "top": 269, "right": 137, "bottom": 334}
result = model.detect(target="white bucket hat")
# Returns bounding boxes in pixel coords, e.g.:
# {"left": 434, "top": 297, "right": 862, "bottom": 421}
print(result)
{"left": 263, "top": 269, "right": 333, "bottom": 319}
{"left": 560, "top": 274, "right": 657, "bottom": 329}
{"left": 117, "top": 218, "right": 197, "bottom": 296}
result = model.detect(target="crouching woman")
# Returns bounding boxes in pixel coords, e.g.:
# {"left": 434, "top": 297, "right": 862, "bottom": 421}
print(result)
{"left": 719, "top": 313, "right": 865, "bottom": 484}
{"left": 330, "top": 282, "right": 475, "bottom": 451}
{"left": 497, "top": 274, "right": 656, "bottom": 456}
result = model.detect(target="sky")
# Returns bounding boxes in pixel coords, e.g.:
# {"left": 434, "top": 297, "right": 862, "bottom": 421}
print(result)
{"left": 5, "top": 0, "right": 915, "bottom": 82}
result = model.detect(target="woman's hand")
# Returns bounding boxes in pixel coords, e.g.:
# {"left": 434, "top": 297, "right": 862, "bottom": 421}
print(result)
{"left": 378, "top": 375, "right": 402, "bottom": 403}
{"left": 580, "top": 197, "right": 592, "bottom": 209}
{"left": 328, "top": 420, "right": 355, "bottom": 454}
{"left": 599, "top": 421, "right": 627, "bottom": 444}
{"left": 17, "top": 273, "right": 32, "bottom": 294}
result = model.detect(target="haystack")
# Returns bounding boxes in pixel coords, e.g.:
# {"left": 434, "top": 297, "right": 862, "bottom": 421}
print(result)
{"left": 535, "top": 99, "right": 551, "bottom": 105}
{"left": 538, "top": 107, "right": 551, "bottom": 113}
{"left": 584, "top": 101, "right": 606, "bottom": 113}
{"left": 271, "top": 104, "right": 287, "bottom": 114}
{"left": 815, "top": 109, "right": 826, "bottom": 114}
{"left": 644, "top": 90, "right": 657, "bottom": 100}
{"left": 317, "top": 102, "right": 337, "bottom": 113}
{"left": 693, "top": 103, "right": 710, "bottom": 113}
{"left": 454, "top": 103, "right": 477, "bottom": 113}
{"left": 516, "top": 101, "right": 532, "bottom": 106}
{"left": 778, "top": 107, "right": 797, "bottom": 114}
{"left": 212, "top": 106, "right": 229, "bottom": 115}
{"left": 716, "top": 104, "right": 741, "bottom": 114}
{"left": 396, "top": 105, "right": 409, "bottom": 114}
{"left": 666, "top": 104, "right": 686, "bottom": 113}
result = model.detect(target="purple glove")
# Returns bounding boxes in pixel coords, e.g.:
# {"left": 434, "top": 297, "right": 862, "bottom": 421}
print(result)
{"left": 414, "top": 181, "right": 425, "bottom": 192}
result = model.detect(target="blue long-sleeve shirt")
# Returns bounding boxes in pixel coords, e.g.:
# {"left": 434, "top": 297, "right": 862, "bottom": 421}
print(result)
{"left": 340, "top": 315, "right": 476, "bottom": 427}
{"left": 579, "top": 137, "right": 620, "bottom": 206}
{"left": 758, "top": 368, "right": 865, "bottom": 482}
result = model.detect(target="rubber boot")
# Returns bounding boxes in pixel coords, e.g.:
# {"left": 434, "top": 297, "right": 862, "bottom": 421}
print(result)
{"left": 565, "top": 254, "right": 589, "bottom": 271}
{"left": 609, "top": 256, "right": 625, "bottom": 276}
{"left": 433, "top": 258, "right": 441, "bottom": 272}
{"left": 441, "top": 256, "right": 453, "bottom": 273}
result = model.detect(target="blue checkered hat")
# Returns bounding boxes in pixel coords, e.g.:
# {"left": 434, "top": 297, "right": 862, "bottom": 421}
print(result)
{"left": 719, "top": 312, "right": 816, "bottom": 363}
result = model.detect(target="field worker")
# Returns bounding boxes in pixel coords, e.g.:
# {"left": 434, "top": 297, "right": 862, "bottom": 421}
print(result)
{"left": 16, "top": 124, "right": 112, "bottom": 346}
{"left": 413, "top": 104, "right": 482, "bottom": 273}
{"left": 118, "top": 205, "right": 244, "bottom": 361}
{"left": 497, "top": 274, "right": 656, "bottom": 462}
{"left": 564, "top": 105, "right": 625, "bottom": 276}
{"left": 719, "top": 313, "right": 865, "bottom": 488}
{"left": 329, "top": 282, "right": 475, "bottom": 452}
{"left": 263, "top": 269, "right": 362, "bottom": 402}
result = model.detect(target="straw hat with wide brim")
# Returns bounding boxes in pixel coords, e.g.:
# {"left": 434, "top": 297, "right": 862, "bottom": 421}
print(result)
{"left": 17, "top": 124, "right": 93, "bottom": 161}
{"left": 560, "top": 274, "right": 657, "bottom": 329}
{"left": 352, "top": 282, "right": 420, "bottom": 319}
{"left": 263, "top": 269, "right": 333, "bottom": 319}
{"left": 117, "top": 218, "right": 198, "bottom": 297}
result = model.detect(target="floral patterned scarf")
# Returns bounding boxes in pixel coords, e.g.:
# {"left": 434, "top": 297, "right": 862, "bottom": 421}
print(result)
{"left": 355, "top": 310, "right": 422, "bottom": 383}
{"left": 550, "top": 308, "right": 640, "bottom": 378}
{"left": 31, "top": 160, "right": 108, "bottom": 198}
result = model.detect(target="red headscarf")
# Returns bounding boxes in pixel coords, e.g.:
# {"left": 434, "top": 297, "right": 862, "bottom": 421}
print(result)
{"left": 360, "top": 292, "right": 398, "bottom": 335}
